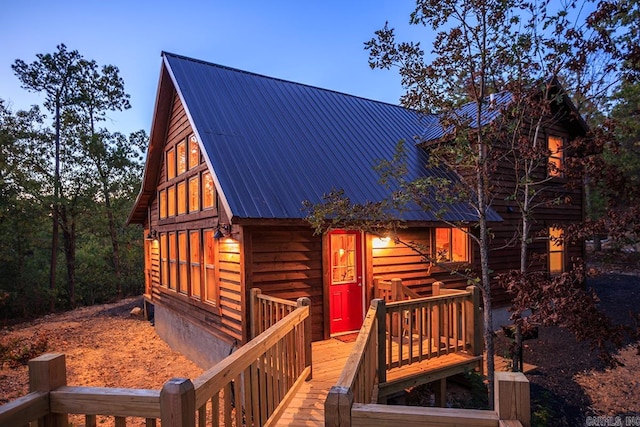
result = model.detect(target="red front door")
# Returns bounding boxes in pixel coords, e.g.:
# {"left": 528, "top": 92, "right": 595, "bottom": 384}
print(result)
{"left": 329, "top": 230, "right": 364, "bottom": 334}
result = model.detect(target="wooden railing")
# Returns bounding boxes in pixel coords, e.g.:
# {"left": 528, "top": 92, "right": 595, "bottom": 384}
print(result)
{"left": 0, "top": 294, "right": 312, "bottom": 427}
{"left": 373, "top": 277, "right": 420, "bottom": 302}
{"left": 325, "top": 296, "right": 531, "bottom": 427}
{"left": 249, "top": 288, "right": 299, "bottom": 338}
{"left": 382, "top": 285, "right": 481, "bottom": 370}
{"left": 325, "top": 299, "right": 383, "bottom": 426}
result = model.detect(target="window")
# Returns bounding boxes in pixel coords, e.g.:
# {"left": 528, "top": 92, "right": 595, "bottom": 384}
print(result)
{"left": 548, "top": 135, "right": 563, "bottom": 177}
{"left": 189, "top": 176, "right": 199, "bottom": 213}
{"left": 178, "top": 231, "right": 188, "bottom": 294}
{"left": 159, "top": 190, "right": 167, "bottom": 219}
{"left": 434, "top": 228, "right": 469, "bottom": 262}
{"left": 203, "top": 172, "right": 215, "bottom": 209}
{"left": 177, "top": 181, "right": 187, "bottom": 215}
{"left": 330, "top": 233, "right": 357, "bottom": 283}
{"left": 169, "top": 232, "right": 177, "bottom": 290}
{"left": 167, "top": 186, "right": 176, "bottom": 217}
{"left": 177, "top": 141, "right": 187, "bottom": 175}
{"left": 189, "top": 135, "right": 199, "bottom": 170}
{"left": 204, "top": 229, "right": 217, "bottom": 304}
{"left": 166, "top": 148, "right": 176, "bottom": 180}
{"left": 160, "top": 233, "right": 168, "bottom": 287}
{"left": 190, "top": 231, "right": 201, "bottom": 298}
{"left": 548, "top": 227, "right": 564, "bottom": 274}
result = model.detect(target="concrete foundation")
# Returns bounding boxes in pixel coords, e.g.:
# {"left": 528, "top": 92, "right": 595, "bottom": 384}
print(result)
{"left": 154, "top": 304, "right": 235, "bottom": 369}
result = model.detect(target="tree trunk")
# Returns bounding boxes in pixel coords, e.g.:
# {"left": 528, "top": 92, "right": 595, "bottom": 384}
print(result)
{"left": 105, "top": 193, "right": 122, "bottom": 297}
{"left": 49, "top": 101, "right": 61, "bottom": 312}
{"left": 60, "top": 206, "right": 76, "bottom": 307}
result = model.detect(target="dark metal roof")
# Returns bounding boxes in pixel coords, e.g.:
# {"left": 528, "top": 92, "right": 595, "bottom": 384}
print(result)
{"left": 161, "top": 52, "right": 502, "bottom": 223}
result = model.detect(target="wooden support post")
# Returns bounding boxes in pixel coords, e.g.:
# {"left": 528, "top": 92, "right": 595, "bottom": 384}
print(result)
{"left": 160, "top": 378, "right": 195, "bottom": 427}
{"left": 375, "top": 299, "right": 387, "bottom": 392}
{"left": 433, "top": 378, "right": 447, "bottom": 407}
{"left": 325, "top": 385, "right": 354, "bottom": 427}
{"left": 249, "top": 288, "right": 261, "bottom": 339}
{"left": 29, "top": 353, "right": 68, "bottom": 427}
{"left": 431, "top": 282, "right": 442, "bottom": 348}
{"left": 465, "top": 285, "right": 483, "bottom": 356}
{"left": 391, "top": 278, "right": 403, "bottom": 300}
{"left": 494, "top": 372, "right": 530, "bottom": 427}
{"left": 297, "top": 296, "right": 313, "bottom": 380}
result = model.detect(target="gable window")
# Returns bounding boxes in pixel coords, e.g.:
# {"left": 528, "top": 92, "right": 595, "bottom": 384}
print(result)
{"left": 190, "top": 231, "right": 201, "bottom": 298}
{"left": 178, "top": 231, "right": 188, "bottom": 294}
{"left": 548, "top": 227, "right": 564, "bottom": 274}
{"left": 434, "top": 228, "right": 469, "bottom": 262}
{"left": 167, "top": 186, "right": 176, "bottom": 217}
{"left": 177, "top": 141, "right": 187, "bottom": 175}
{"left": 177, "top": 181, "right": 187, "bottom": 215}
{"left": 167, "top": 148, "right": 176, "bottom": 180}
{"left": 189, "top": 134, "right": 200, "bottom": 170}
{"left": 169, "top": 232, "right": 177, "bottom": 290}
{"left": 548, "top": 135, "right": 563, "bottom": 177}
{"left": 189, "top": 176, "right": 199, "bottom": 212}
{"left": 160, "top": 233, "right": 168, "bottom": 287}
{"left": 203, "top": 171, "right": 215, "bottom": 209}
{"left": 204, "top": 229, "right": 217, "bottom": 304}
{"left": 159, "top": 189, "right": 167, "bottom": 219}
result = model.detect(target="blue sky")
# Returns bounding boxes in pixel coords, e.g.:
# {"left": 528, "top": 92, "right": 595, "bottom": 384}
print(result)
{"left": 0, "top": 1, "right": 425, "bottom": 137}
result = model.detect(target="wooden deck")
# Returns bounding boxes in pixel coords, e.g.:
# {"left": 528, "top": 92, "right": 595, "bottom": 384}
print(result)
{"left": 274, "top": 338, "right": 535, "bottom": 426}
{"left": 275, "top": 338, "right": 354, "bottom": 426}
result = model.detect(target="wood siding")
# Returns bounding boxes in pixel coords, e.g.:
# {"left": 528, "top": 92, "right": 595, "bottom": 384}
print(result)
{"left": 244, "top": 226, "right": 324, "bottom": 341}
{"left": 144, "top": 91, "right": 244, "bottom": 344}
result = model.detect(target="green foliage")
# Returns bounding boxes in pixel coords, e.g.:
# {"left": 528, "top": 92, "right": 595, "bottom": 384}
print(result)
{"left": 0, "top": 44, "right": 144, "bottom": 322}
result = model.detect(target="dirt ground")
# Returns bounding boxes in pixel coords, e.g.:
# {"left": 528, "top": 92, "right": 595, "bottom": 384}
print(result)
{"left": 1, "top": 252, "right": 639, "bottom": 426}
{"left": 0, "top": 297, "right": 203, "bottom": 425}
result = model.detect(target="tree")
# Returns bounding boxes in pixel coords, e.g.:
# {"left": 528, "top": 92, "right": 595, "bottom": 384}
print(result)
{"left": 12, "top": 44, "right": 83, "bottom": 310}
{"left": 12, "top": 45, "right": 134, "bottom": 307}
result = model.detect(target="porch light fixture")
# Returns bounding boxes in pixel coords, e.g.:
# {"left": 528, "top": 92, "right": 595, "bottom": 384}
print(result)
{"left": 146, "top": 229, "right": 158, "bottom": 241}
{"left": 214, "top": 224, "right": 231, "bottom": 239}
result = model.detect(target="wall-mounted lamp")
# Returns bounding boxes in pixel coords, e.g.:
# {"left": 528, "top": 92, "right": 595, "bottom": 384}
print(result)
{"left": 146, "top": 229, "right": 158, "bottom": 241}
{"left": 214, "top": 224, "right": 231, "bottom": 239}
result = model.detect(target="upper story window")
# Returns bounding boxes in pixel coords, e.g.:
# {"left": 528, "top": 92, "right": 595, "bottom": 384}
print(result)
{"left": 203, "top": 172, "right": 215, "bottom": 209}
{"left": 548, "top": 227, "right": 565, "bottom": 274}
{"left": 548, "top": 135, "right": 563, "bottom": 177}
{"left": 189, "top": 135, "right": 200, "bottom": 170}
{"left": 167, "top": 148, "right": 176, "bottom": 180}
{"left": 434, "top": 227, "right": 469, "bottom": 263}
{"left": 177, "top": 141, "right": 187, "bottom": 175}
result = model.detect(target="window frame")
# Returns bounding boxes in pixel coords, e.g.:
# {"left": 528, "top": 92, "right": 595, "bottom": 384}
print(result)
{"left": 177, "top": 141, "right": 187, "bottom": 175}
{"left": 202, "top": 171, "right": 215, "bottom": 210}
{"left": 548, "top": 135, "right": 564, "bottom": 178}
{"left": 433, "top": 227, "right": 470, "bottom": 263}
{"left": 548, "top": 227, "right": 565, "bottom": 274}
{"left": 188, "top": 134, "right": 200, "bottom": 170}
{"left": 166, "top": 148, "right": 176, "bottom": 180}
{"left": 188, "top": 175, "right": 200, "bottom": 213}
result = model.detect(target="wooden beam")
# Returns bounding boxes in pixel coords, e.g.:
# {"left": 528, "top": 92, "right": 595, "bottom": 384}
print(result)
{"left": 29, "top": 353, "right": 68, "bottom": 427}
{"left": 494, "top": 372, "right": 530, "bottom": 427}
{"left": 350, "top": 403, "right": 499, "bottom": 427}
{"left": 160, "top": 378, "right": 195, "bottom": 427}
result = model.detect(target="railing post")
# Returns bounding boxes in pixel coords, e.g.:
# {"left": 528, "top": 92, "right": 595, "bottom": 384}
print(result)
{"left": 250, "top": 288, "right": 261, "bottom": 339}
{"left": 29, "top": 353, "right": 68, "bottom": 427}
{"left": 325, "top": 386, "right": 353, "bottom": 427}
{"left": 297, "top": 296, "right": 312, "bottom": 380}
{"left": 432, "top": 281, "right": 442, "bottom": 346}
{"left": 375, "top": 299, "right": 387, "bottom": 388}
{"left": 160, "top": 378, "right": 195, "bottom": 427}
{"left": 494, "top": 372, "right": 530, "bottom": 427}
{"left": 465, "top": 285, "right": 483, "bottom": 356}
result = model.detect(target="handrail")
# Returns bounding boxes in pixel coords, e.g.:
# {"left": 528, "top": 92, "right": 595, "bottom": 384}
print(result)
{"left": 250, "top": 288, "right": 299, "bottom": 338}
{"left": 0, "top": 294, "right": 313, "bottom": 427}
{"left": 325, "top": 299, "right": 383, "bottom": 427}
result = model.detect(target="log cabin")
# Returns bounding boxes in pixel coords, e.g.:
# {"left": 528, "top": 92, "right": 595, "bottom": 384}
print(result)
{"left": 128, "top": 52, "right": 587, "bottom": 367}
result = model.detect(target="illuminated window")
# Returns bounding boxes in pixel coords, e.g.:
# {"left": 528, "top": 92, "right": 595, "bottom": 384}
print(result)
{"left": 166, "top": 148, "right": 176, "bottom": 180}
{"left": 189, "top": 135, "right": 199, "bottom": 170}
{"left": 189, "top": 176, "right": 199, "bottom": 213}
{"left": 434, "top": 228, "right": 469, "bottom": 262}
{"left": 190, "top": 231, "right": 201, "bottom": 298}
{"left": 203, "top": 171, "right": 215, "bottom": 209}
{"left": 548, "top": 227, "right": 564, "bottom": 274}
{"left": 178, "top": 231, "right": 187, "bottom": 294}
{"left": 169, "top": 232, "right": 177, "bottom": 290}
{"left": 204, "top": 229, "right": 217, "bottom": 304}
{"left": 177, "top": 181, "right": 186, "bottom": 215}
{"left": 177, "top": 141, "right": 186, "bottom": 175}
{"left": 160, "top": 233, "right": 168, "bottom": 287}
{"left": 167, "top": 186, "right": 176, "bottom": 217}
{"left": 548, "top": 136, "right": 563, "bottom": 177}
{"left": 330, "top": 234, "right": 357, "bottom": 283}
{"left": 159, "top": 190, "right": 167, "bottom": 219}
